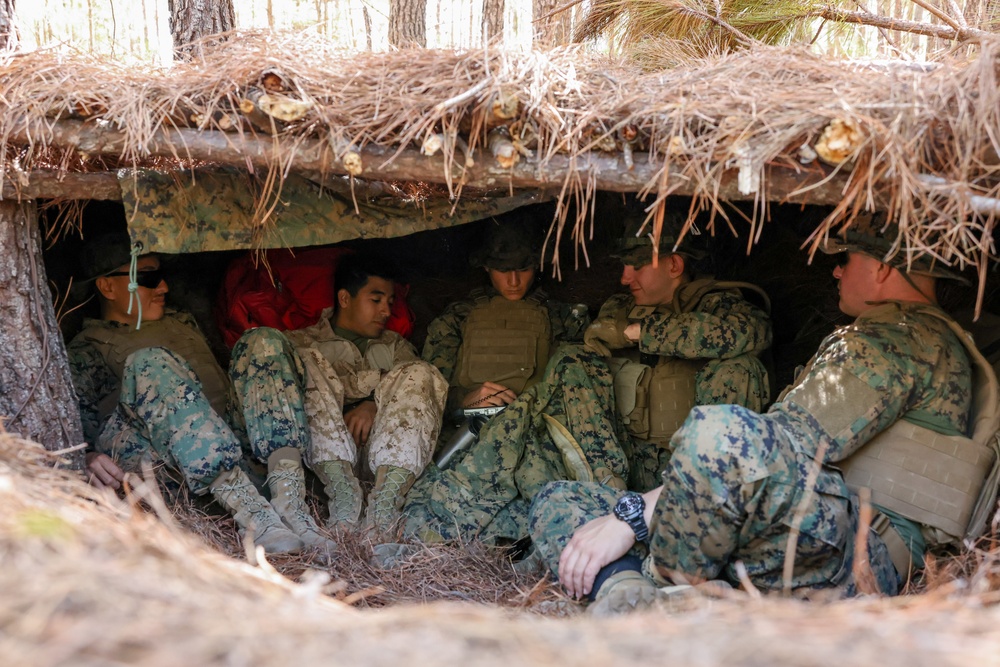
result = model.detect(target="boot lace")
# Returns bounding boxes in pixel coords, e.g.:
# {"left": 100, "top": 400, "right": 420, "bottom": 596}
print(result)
{"left": 267, "top": 467, "right": 315, "bottom": 527}
{"left": 369, "top": 469, "right": 408, "bottom": 523}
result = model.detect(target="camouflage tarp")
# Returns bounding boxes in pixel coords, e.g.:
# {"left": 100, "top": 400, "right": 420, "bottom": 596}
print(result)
{"left": 119, "top": 168, "right": 549, "bottom": 253}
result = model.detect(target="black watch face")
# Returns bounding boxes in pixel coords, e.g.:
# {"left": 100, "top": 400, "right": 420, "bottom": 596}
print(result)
{"left": 615, "top": 493, "right": 644, "bottom": 520}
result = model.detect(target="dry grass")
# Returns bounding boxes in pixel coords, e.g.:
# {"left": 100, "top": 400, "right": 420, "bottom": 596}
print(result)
{"left": 1, "top": 34, "right": 999, "bottom": 303}
{"left": 3, "top": 432, "right": 1000, "bottom": 665}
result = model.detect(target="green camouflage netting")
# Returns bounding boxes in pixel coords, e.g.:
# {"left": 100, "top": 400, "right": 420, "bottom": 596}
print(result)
{"left": 119, "top": 168, "right": 548, "bottom": 253}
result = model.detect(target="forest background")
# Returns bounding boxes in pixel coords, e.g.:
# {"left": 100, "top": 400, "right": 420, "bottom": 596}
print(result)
{"left": 7, "top": 0, "right": 1000, "bottom": 67}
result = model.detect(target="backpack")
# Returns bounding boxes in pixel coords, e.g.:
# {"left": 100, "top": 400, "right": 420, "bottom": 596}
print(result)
{"left": 215, "top": 247, "right": 415, "bottom": 348}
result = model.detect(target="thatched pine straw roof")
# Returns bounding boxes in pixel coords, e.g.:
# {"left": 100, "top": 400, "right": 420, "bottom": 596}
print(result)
{"left": 1, "top": 34, "right": 999, "bottom": 289}
{"left": 4, "top": 432, "right": 1000, "bottom": 665}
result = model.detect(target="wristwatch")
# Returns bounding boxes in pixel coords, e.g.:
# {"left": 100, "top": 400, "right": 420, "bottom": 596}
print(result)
{"left": 613, "top": 492, "right": 649, "bottom": 542}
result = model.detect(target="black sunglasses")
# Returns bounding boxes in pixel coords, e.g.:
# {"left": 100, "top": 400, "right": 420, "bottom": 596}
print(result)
{"left": 104, "top": 269, "right": 165, "bottom": 289}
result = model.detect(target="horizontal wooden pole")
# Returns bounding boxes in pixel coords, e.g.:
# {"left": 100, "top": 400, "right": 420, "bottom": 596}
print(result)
{"left": 7, "top": 119, "right": 860, "bottom": 206}
{"left": 2, "top": 170, "right": 123, "bottom": 200}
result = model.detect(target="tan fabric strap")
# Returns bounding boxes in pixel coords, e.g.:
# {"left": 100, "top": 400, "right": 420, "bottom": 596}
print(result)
{"left": 870, "top": 511, "right": 914, "bottom": 578}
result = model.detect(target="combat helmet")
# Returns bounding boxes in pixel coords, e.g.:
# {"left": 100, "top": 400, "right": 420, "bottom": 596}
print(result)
{"left": 79, "top": 230, "right": 138, "bottom": 282}
{"left": 470, "top": 220, "right": 542, "bottom": 272}
{"left": 819, "top": 211, "right": 966, "bottom": 281}
{"left": 612, "top": 208, "right": 707, "bottom": 268}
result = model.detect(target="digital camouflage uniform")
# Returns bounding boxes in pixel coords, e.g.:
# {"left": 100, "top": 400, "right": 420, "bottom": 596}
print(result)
{"left": 284, "top": 308, "right": 448, "bottom": 477}
{"left": 530, "top": 301, "right": 972, "bottom": 596}
{"left": 600, "top": 282, "right": 773, "bottom": 491}
{"left": 401, "top": 279, "right": 771, "bottom": 542}
{"left": 402, "top": 342, "right": 621, "bottom": 543}
{"left": 401, "top": 282, "right": 592, "bottom": 543}
{"left": 68, "top": 310, "right": 311, "bottom": 493}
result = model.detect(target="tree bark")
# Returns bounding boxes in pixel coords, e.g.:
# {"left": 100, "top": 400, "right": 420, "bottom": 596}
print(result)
{"left": 9, "top": 119, "right": 861, "bottom": 206}
{"left": 388, "top": 0, "right": 427, "bottom": 47}
{"left": 533, "top": 0, "right": 573, "bottom": 47}
{"left": 819, "top": 7, "right": 994, "bottom": 42}
{"left": 363, "top": 6, "right": 373, "bottom": 51}
{"left": 0, "top": 0, "right": 18, "bottom": 52}
{"left": 482, "top": 0, "right": 504, "bottom": 44}
{"left": 168, "top": 0, "right": 236, "bottom": 59}
{"left": 0, "top": 200, "right": 84, "bottom": 468}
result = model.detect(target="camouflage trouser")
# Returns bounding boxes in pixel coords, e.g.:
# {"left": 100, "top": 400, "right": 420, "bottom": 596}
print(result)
{"left": 695, "top": 354, "right": 770, "bottom": 411}
{"left": 226, "top": 327, "right": 311, "bottom": 461}
{"left": 97, "top": 328, "right": 311, "bottom": 494}
{"left": 624, "top": 439, "right": 673, "bottom": 493}
{"left": 299, "top": 355, "right": 447, "bottom": 476}
{"left": 530, "top": 405, "right": 900, "bottom": 595}
{"left": 401, "top": 345, "right": 631, "bottom": 543}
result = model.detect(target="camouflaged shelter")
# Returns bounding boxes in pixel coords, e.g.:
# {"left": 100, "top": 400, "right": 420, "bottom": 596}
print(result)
{"left": 2, "top": 34, "right": 1000, "bottom": 461}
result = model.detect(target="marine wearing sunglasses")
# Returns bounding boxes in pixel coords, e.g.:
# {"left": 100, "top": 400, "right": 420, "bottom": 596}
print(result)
{"left": 95, "top": 256, "right": 169, "bottom": 326}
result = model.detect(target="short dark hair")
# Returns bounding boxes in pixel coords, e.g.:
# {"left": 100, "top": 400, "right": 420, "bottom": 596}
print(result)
{"left": 335, "top": 251, "right": 397, "bottom": 301}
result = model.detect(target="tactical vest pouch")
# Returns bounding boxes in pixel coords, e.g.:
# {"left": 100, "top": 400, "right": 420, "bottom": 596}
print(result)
{"left": 456, "top": 296, "right": 551, "bottom": 394}
{"left": 612, "top": 358, "right": 646, "bottom": 423}
{"left": 838, "top": 306, "right": 1000, "bottom": 542}
{"left": 617, "top": 358, "right": 702, "bottom": 446}
{"left": 838, "top": 420, "right": 995, "bottom": 539}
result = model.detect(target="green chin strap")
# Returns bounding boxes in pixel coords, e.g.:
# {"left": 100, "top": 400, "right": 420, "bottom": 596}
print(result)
{"left": 126, "top": 241, "right": 144, "bottom": 330}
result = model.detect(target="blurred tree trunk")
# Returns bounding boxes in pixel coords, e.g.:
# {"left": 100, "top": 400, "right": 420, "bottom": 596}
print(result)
{"left": 533, "top": 0, "right": 572, "bottom": 47}
{"left": 168, "top": 0, "right": 236, "bottom": 59}
{"left": 363, "top": 6, "right": 373, "bottom": 50}
{"left": 0, "top": 0, "right": 18, "bottom": 51}
{"left": 389, "top": 0, "right": 427, "bottom": 47}
{"left": 0, "top": 200, "right": 85, "bottom": 468}
{"left": 483, "top": 0, "right": 504, "bottom": 44}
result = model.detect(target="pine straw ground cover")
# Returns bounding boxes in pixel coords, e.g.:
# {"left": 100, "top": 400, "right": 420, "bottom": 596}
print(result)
{"left": 2, "top": 34, "right": 1000, "bottom": 302}
{"left": 4, "top": 432, "right": 1000, "bottom": 666}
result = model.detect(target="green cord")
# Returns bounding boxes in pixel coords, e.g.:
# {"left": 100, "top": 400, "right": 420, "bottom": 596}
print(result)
{"left": 126, "top": 241, "right": 143, "bottom": 330}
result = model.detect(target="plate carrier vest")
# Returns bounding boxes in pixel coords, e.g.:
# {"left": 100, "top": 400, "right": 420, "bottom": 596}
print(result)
{"left": 834, "top": 305, "right": 1000, "bottom": 543}
{"left": 77, "top": 314, "right": 231, "bottom": 423}
{"left": 454, "top": 289, "right": 552, "bottom": 395}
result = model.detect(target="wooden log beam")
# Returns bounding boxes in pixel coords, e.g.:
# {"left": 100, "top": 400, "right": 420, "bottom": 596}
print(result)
{"left": 9, "top": 118, "right": 859, "bottom": 206}
{"left": 2, "top": 170, "right": 123, "bottom": 200}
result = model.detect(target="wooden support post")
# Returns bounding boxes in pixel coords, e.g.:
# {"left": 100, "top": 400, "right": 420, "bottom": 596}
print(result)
{"left": 0, "top": 199, "right": 85, "bottom": 468}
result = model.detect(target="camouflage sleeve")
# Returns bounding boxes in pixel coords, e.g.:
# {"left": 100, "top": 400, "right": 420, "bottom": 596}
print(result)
{"left": 777, "top": 313, "right": 971, "bottom": 462}
{"left": 597, "top": 293, "right": 634, "bottom": 320}
{"left": 392, "top": 335, "right": 421, "bottom": 364}
{"left": 639, "top": 291, "right": 772, "bottom": 360}
{"left": 548, "top": 299, "right": 591, "bottom": 342}
{"left": 421, "top": 300, "right": 472, "bottom": 383}
{"left": 66, "top": 336, "right": 117, "bottom": 445}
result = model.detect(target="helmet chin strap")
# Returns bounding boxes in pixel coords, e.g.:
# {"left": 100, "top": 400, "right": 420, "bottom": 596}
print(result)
{"left": 895, "top": 264, "right": 937, "bottom": 305}
{"left": 126, "top": 241, "right": 144, "bottom": 330}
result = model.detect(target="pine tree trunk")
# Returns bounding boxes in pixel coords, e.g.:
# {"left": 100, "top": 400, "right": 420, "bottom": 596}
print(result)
{"left": 389, "top": 0, "right": 427, "bottom": 47}
{"left": 0, "top": 200, "right": 84, "bottom": 468}
{"left": 0, "top": 0, "right": 18, "bottom": 52}
{"left": 533, "top": 0, "right": 572, "bottom": 47}
{"left": 168, "top": 0, "right": 236, "bottom": 59}
{"left": 482, "top": 0, "right": 504, "bottom": 44}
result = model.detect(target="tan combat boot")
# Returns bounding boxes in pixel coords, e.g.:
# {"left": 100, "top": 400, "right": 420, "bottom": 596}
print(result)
{"left": 364, "top": 464, "right": 416, "bottom": 538}
{"left": 313, "top": 459, "right": 363, "bottom": 530}
{"left": 266, "top": 448, "right": 339, "bottom": 554}
{"left": 588, "top": 570, "right": 661, "bottom": 617}
{"left": 209, "top": 466, "right": 304, "bottom": 555}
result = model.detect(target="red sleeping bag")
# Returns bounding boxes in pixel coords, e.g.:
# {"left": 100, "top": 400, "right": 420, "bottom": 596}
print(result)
{"left": 216, "top": 247, "right": 415, "bottom": 348}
